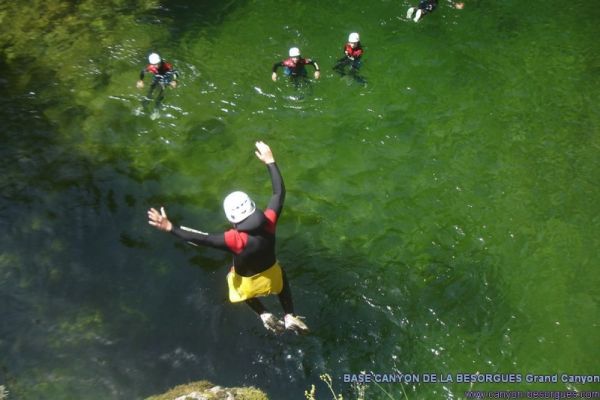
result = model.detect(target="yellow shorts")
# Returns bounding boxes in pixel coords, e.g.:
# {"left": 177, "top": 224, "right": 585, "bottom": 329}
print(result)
{"left": 226, "top": 262, "right": 283, "bottom": 303}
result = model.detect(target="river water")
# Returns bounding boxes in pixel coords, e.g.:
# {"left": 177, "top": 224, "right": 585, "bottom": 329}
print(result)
{"left": 1, "top": 0, "right": 598, "bottom": 399}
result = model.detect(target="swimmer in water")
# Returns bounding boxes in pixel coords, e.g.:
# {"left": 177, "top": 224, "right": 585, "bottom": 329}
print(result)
{"left": 407, "top": 0, "right": 464, "bottom": 22}
{"left": 333, "top": 32, "right": 364, "bottom": 76}
{"left": 272, "top": 47, "right": 320, "bottom": 86}
{"left": 136, "top": 52, "right": 178, "bottom": 109}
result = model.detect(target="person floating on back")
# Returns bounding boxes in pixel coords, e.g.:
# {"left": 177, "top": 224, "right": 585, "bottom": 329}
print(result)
{"left": 406, "top": 0, "right": 438, "bottom": 22}
{"left": 272, "top": 47, "right": 320, "bottom": 85}
{"left": 333, "top": 32, "right": 364, "bottom": 76}
{"left": 407, "top": 0, "right": 464, "bottom": 22}
{"left": 136, "top": 52, "right": 178, "bottom": 109}
{"left": 147, "top": 141, "right": 309, "bottom": 335}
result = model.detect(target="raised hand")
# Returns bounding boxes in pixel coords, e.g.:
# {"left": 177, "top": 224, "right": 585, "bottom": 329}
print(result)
{"left": 255, "top": 141, "right": 275, "bottom": 164}
{"left": 147, "top": 206, "right": 173, "bottom": 232}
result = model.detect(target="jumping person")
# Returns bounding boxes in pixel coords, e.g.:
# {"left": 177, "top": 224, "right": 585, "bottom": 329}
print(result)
{"left": 272, "top": 47, "right": 320, "bottom": 84}
{"left": 333, "top": 32, "right": 364, "bottom": 76}
{"left": 147, "top": 141, "right": 309, "bottom": 334}
{"left": 136, "top": 52, "right": 178, "bottom": 108}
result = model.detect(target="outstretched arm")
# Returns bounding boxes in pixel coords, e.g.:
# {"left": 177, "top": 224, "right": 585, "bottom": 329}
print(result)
{"left": 147, "top": 206, "right": 228, "bottom": 249}
{"left": 272, "top": 62, "right": 283, "bottom": 81}
{"left": 307, "top": 60, "right": 321, "bottom": 79}
{"left": 255, "top": 141, "right": 285, "bottom": 216}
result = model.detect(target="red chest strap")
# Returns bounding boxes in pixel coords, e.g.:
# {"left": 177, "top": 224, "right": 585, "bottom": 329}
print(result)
{"left": 224, "top": 229, "right": 248, "bottom": 254}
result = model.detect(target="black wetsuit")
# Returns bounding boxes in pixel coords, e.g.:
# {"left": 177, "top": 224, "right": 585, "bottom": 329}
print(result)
{"left": 334, "top": 43, "right": 364, "bottom": 74}
{"left": 170, "top": 163, "right": 294, "bottom": 315}
{"left": 139, "top": 61, "right": 178, "bottom": 106}
{"left": 419, "top": 0, "right": 437, "bottom": 12}
{"left": 272, "top": 57, "right": 319, "bottom": 79}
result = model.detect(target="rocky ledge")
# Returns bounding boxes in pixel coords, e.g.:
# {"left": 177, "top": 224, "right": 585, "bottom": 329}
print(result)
{"left": 145, "top": 380, "right": 268, "bottom": 400}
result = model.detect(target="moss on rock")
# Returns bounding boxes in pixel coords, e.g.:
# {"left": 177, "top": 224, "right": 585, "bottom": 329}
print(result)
{"left": 145, "top": 380, "right": 269, "bottom": 400}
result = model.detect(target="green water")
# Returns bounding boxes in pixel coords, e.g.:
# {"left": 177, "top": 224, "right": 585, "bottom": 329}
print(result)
{"left": 1, "top": 0, "right": 599, "bottom": 399}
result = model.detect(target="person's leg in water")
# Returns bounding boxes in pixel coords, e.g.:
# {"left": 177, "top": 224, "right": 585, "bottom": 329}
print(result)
{"left": 283, "top": 67, "right": 302, "bottom": 91}
{"left": 156, "top": 72, "right": 177, "bottom": 109}
{"left": 154, "top": 82, "right": 166, "bottom": 109}
{"left": 291, "top": 75, "right": 302, "bottom": 90}
{"left": 333, "top": 57, "right": 351, "bottom": 76}
{"left": 146, "top": 79, "right": 166, "bottom": 119}
{"left": 278, "top": 270, "right": 309, "bottom": 334}
{"left": 291, "top": 68, "right": 310, "bottom": 90}
{"left": 349, "top": 59, "right": 367, "bottom": 85}
{"left": 407, "top": 6, "right": 417, "bottom": 19}
{"left": 142, "top": 80, "right": 158, "bottom": 109}
{"left": 245, "top": 297, "right": 285, "bottom": 333}
{"left": 413, "top": 0, "right": 435, "bottom": 22}
{"left": 335, "top": 58, "right": 366, "bottom": 84}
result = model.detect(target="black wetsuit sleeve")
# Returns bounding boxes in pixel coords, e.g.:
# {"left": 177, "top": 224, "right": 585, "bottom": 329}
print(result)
{"left": 272, "top": 62, "right": 284, "bottom": 72}
{"left": 306, "top": 60, "right": 320, "bottom": 71}
{"left": 266, "top": 162, "right": 285, "bottom": 216}
{"left": 139, "top": 69, "right": 146, "bottom": 80}
{"left": 170, "top": 225, "right": 229, "bottom": 251}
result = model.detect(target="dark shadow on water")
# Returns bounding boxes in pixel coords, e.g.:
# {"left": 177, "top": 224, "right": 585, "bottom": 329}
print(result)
{"left": 142, "top": 0, "right": 248, "bottom": 41}
{"left": 340, "top": 72, "right": 368, "bottom": 86}
{"left": 333, "top": 61, "right": 368, "bottom": 86}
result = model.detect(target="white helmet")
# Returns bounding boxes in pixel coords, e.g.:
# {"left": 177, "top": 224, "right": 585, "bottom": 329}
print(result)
{"left": 148, "top": 53, "right": 161, "bottom": 64}
{"left": 348, "top": 32, "right": 360, "bottom": 43}
{"left": 288, "top": 47, "right": 301, "bottom": 57}
{"left": 223, "top": 191, "right": 256, "bottom": 223}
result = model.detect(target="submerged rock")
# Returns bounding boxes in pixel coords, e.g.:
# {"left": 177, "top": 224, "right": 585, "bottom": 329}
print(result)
{"left": 145, "top": 380, "right": 268, "bottom": 400}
